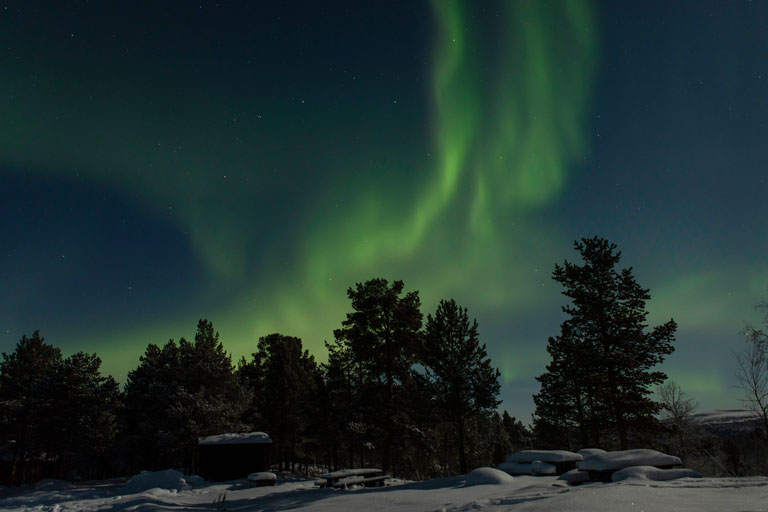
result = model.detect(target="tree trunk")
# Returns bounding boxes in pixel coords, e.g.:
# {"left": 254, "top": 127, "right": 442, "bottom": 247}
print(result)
{"left": 458, "top": 415, "right": 467, "bottom": 475}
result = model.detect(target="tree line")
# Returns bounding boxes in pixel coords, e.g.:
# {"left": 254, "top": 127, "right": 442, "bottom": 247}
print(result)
{"left": 0, "top": 281, "right": 528, "bottom": 484}
{"left": 1, "top": 236, "right": 699, "bottom": 484}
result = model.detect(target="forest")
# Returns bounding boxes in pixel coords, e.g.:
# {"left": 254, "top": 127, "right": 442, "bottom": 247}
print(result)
{"left": 1, "top": 237, "right": 766, "bottom": 485}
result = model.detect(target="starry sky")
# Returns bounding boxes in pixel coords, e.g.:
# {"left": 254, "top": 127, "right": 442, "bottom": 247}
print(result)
{"left": 2, "top": 0, "right": 767, "bottom": 420}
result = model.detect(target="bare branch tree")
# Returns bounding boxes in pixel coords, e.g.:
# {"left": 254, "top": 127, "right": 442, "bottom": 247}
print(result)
{"left": 658, "top": 380, "right": 698, "bottom": 463}
{"left": 735, "top": 300, "right": 768, "bottom": 436}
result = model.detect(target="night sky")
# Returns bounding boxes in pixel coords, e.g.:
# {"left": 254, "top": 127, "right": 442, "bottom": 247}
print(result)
{"left": 2, "top": 1, "right": 767, "bottom": 420}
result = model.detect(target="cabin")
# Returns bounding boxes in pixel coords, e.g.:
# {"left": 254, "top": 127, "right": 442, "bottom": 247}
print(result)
{"left": 195, "top": 432, "right": 273, "bottom": 482}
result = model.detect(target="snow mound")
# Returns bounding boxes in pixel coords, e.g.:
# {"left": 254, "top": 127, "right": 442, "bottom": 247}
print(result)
{"left": 580, "top": 449, "right": 681, "bottom": 471}
{"left": 497, "top": 461, "right": 534, "bottom": 475}
{"left": 531, "top": 461, "right": 557, "bottom": 475}
{"left": 33, "top": 479, "right": 73, "bottom": 491}
{"left": 506, "top": 450, "right": 582, "bottom": 463}
{"left": 577, "top": 448, "right": 607, "bottom": 458}
{"left": 122, "top": 469, "right": 191, "bottom": 493}
{"left": 248, "top": 472, "right": 276, "bottom": 482}
{"left": 611, "top": 466, "right": 703, "bottom": 482}
{"left": 558, "top": 468, "right": 591, "bottom": 484}
{"left": 465, "top": 467, "right": 514, "bottom": 485}
{"left": 184, "top": 474, "right": 205, "bottom": 487}
{"left": 198, "top": 431, "right": 272, "bottom": 445}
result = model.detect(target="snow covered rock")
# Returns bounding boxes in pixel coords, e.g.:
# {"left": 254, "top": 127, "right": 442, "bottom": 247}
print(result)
{"left": 122, "top": 469, "right": 191, "bottom": 493}
{"left": 577, "top": 448, "right": 607, "bottom": 459}
{"left": 611, "top": 466, "right": 703, "bottom": 482}
{"left": 558, "top": 468, "right": 591, "bottom": 485}
{"left": 504, "top": 450, "right": 582, "bottom": 475}
{"left": 506, "top": 450, "right": 583, "bottom": 464}
{"left": 579, "top": 449, "right": 682, "bottom": 472}
{"left": 465, "top": 467, "right": 514, "bottom": 485}
{"left": 248, "top": 472, "right": 277, "bottom": 486}
{"left": 497, "top": 461, "right": 534, "bottom": 475}
{"left": 531, "top": 461, "right": 557, "bottom": 475}
{"left": 184, "top": 474, "right": 205, "bottom": 487}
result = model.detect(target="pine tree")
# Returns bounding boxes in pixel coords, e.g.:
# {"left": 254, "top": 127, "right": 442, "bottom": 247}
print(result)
{"left": 121, "top": 339, "right": 182, "bottom": 470}
{"left": 333, "top": 278, "right": 423, "bottom": 474}
{"left": 420, "top": 299, "right": 501, "bottom": 474}
{"left": 239, "top": 333, "right": 317, "bottom": 471}
{"left": 122, "top": 319, "right": 250, "bottom": 471}
{"left": 533, "top": 237, "right": 677, "bottom": 449}
{"left": 37, "top": 352, "right": 121, "bottom": 479}
{"left": 0, "top": 332, "right": 62, "bottom": 483}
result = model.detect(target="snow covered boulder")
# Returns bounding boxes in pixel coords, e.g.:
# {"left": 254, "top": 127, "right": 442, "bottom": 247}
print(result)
{"left": 531, "top": 461, "right": 557, "bottom": 475}
{"left": 611, "top": 466, "right": 703, "bottom": 482}
{"left": 497, "top": 461, "right": 534, "bottom": 475}
{"left": 248, "top": 472, "right": 277, "bottom": 486}
{"left": 579, "top": 449, "right": 682, "bottom": 482}
{"left": 122, "top": 469, "right": 191, "bottom": 494}
{"left": 558, "top": 468, "right": 591, "bottom": 485}
{"left": 465, "top": 467, "right": 514, "bottom": 485}
{"left": 505, "top": 450, "right": 582, "bottom": 474}
{"left": 577, "top": 448, "right": 607, "bottom": 459}
{"left": 184, "top": 474, "right": 205, "bottom": 487}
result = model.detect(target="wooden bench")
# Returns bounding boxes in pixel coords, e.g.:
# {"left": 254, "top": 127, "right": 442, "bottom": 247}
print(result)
{"left": 315, "top": 468, "right": 389, "bottom": 489}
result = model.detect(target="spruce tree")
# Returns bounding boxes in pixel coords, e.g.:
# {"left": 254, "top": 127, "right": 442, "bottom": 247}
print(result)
{"left": 420, "top": 299, "right": 500, "bottom": 474}
{"left": 533, "top": 237, "right": 676, "bottom": 449}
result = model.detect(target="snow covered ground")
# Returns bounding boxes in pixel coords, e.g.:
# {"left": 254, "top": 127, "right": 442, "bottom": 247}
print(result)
{"left": 2, "top": 470, "right": 768, "bottom": 512}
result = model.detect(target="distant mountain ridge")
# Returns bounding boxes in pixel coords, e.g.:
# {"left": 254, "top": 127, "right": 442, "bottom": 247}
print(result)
{"left": 688, "top": 410, "right": 762, "bottom": 432}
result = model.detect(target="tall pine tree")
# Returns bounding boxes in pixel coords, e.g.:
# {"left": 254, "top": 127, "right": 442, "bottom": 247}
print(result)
{"left": 238, "top": 333, "right": 318, "bottom": 471}
{"left": 533, "top": 237, "right": 677, "bottom": 449}
{"left": 420, "top": 299, "right": 501, "bottom": 474}
{"left": 333, "top": 278, "right": 422, "bottom": 474}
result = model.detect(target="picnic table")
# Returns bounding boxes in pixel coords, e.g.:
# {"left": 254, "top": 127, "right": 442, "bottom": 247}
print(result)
{"left": 315, "top": 468, "right": 389, "bottom": 488}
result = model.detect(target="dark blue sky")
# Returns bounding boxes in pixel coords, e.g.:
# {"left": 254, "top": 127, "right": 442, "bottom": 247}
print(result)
{"left": 2, "top": 1, "right": 767, "bottom": 419}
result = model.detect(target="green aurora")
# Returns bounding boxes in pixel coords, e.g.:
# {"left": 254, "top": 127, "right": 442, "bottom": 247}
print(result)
{"left": 2, "top": 0, "right": 767, "bottom": 417}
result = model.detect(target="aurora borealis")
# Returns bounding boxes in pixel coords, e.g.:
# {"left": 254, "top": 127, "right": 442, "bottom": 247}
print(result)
{"left": 2, "top": 1, "right": 768, "bottom": 419}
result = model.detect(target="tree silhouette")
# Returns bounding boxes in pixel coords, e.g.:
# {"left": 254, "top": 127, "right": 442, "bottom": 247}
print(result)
{"left": 333, "top": 278, "right": 422, "bottom": 474}
{"left": 534, "top": 237, "right": 676, "bottom": 449}
{"left": 421, "top": 299, "right": 500, "bottom": 474}
{"left": 239, "top": 333, "right": 317, "bottom": 471}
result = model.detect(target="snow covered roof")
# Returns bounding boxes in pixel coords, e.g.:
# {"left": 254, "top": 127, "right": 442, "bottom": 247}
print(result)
{"left": 198, "top": 432, "right": 272, "bottom": 445}
{"left": 579, "top": 449, "right": 681, "bottom": 472}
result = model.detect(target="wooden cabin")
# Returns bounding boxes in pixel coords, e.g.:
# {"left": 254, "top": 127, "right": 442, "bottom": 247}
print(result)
{"left": 195, "top": 432, "right": 272, "bottom": 482}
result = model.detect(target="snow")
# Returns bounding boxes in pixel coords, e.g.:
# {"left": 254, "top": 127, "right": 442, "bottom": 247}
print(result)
{"left": 197, "top": 431, "right": 272, "bottom": 445}
{"left": 531, "top": 461, "right": 557, "bottom": 475}
{"left": 689, "top": 409, "right": 761, "bottom": 428}
{"left": 497, "top": 461, "right": 535, "bottom": 475}
{"left": 576, "top": 448, "right": 606, "bottom": 458}
{"left": 579, "top": 449, "right": 682, "bottom": 471}
{"left": 2, "top": 473, "right": 768, "bottom": 511}
{"left": 319, "top": 468, "right": 383, "bottom": 479}
{"left": 121, "top": 469, "right": 193, "bottom": 494}
{"left": 248, "top": 472, "right": 277, "bottom": 482}
{"left": 498, "top": 461, "right": 558, "bottom": 476}
{"left": 611, "top": 466, "right": 703, "bottom": 482}
{"left": 506, "top": 450, "right": 582, "bottom": 463}
{"left": 557, "top": 468, "right": 591, "bottom": 484}
{"left": 465, "top": 467, "right": 514, "bottom": 485}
